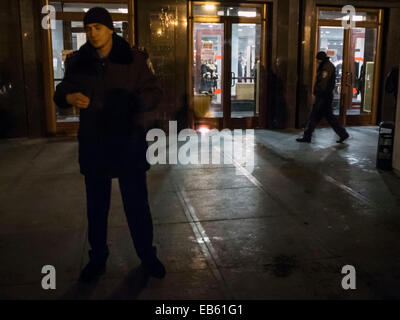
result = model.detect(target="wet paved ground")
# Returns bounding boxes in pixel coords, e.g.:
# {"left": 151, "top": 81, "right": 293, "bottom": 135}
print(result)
{"left": 0, "top": 126, "right": 400, "bottom": 300}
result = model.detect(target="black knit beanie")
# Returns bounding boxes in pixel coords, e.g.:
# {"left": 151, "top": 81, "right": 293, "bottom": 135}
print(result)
{"left": 316, "top": 51, "right": 328, "bottom": 60}
{"left": 84, "top": 7, "right": 114, "bottom": 31}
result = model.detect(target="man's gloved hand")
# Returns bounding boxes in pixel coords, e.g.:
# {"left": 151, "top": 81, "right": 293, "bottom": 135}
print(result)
{"left": 66, "top": 92, "right": 90, "bottom": 109}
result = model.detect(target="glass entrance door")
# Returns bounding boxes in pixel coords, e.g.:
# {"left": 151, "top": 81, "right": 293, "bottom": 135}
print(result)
{"left": 190, "top": 2, "right": 266, "bottom": 130}
{"left": 344, "top": 27, "right": 378, "bottom": 119}
{"left": 230, "top": 23, "right": 261, "bottom": 119}
{"left": 316, "top": 7, "right": 382, "bottom": 126}
{"left": 193, "top": 22, "right": 224, "bottom": 118}
{"left": 317, "top": 26, "right": 344, "bottom": 117}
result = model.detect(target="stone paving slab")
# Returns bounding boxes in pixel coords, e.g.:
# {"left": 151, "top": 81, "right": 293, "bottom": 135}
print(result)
{"left": 0, "top": 128, "right": 400, "bottom": 299}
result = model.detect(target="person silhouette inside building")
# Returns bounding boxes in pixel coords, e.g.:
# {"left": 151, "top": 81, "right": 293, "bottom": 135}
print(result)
{"left": 297, "top": 51, "right": 349, "bottom": 143}
{"left": 53, "top": 7, "right": 165, "bottom": 283}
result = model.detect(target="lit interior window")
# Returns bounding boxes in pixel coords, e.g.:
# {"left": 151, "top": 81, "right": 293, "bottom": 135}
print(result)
{"left": 238, "top": 11, "right": 257, "bottom": 18}
{"left": 204, "top": 4, "right": 215, "bottom": 11}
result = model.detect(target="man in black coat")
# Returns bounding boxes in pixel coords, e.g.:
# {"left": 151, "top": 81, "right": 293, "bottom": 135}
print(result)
{"left": 53, "top": 7, "right": 165, "bottom": 282}
{"left": 297, "top": 51, "right": 349, "bottom": 143}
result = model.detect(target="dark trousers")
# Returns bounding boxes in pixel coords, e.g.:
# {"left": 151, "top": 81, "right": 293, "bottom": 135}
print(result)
{"left": 84, "top": 170, "right": 154, "bottom": 264}
{"left": 304, "top": 95, "right": 348, "bottom": 139}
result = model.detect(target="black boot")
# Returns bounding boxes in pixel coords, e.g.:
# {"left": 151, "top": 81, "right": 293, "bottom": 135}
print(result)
{"left": 337, "top": 132, "right": 349, "bottom": 143}
{"left": 78, "top": 249, "right": 108, "bottom": 283}
{"left": 296, "top": 137, "right": 311, "bottom": 143}
{"left": 141, "top": 247, "right": 166, "bottom": 279}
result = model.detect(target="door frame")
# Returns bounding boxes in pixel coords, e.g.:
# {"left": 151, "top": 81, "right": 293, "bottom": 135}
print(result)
{"left": 314, "top": 6, "right": 383, "bottom": 126}
{"left": 188, "top": 1, "right": 268, "bottom": 130}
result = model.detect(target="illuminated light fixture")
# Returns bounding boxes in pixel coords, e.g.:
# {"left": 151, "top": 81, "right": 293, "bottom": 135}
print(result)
{"left": 159, "top": 7, "right": 177, "bottom": 31}
{"left": 204, "top": 4, "right": 215, "bottom": 11}
{"left": 353, "top": 15, "right": 364, "bottom": 21}
{"left": 83, "top": 8, "right": 89, "bottom": 12}
{"left": 340, "top": 15, "right": 364, "bottom": 21}
{"left": 238, "top": 11, "right": 257, "bottom": 17}
{"left": 197, "top": 125, "right": 210, "bottom": 134}
{"left": 157, "top": 28, "right": 163, "bottom": 36}
{"left": 118, "top": 8, "right": 128, "bottom": 13}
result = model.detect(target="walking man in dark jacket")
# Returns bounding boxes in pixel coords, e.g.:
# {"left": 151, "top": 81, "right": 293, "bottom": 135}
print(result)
{"left": 297, "top": 51, "right": 349, "bottom": 143}
{"left": 53, "top": 7, "right": 165, "bottom": 283}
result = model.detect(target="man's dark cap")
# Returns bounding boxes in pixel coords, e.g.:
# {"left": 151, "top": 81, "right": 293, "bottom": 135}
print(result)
{"left": 84, "top": 7, "right": 114, "bottom": 31}
{"left": 316, "top": 51, "right": 328, "bottom": 60}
